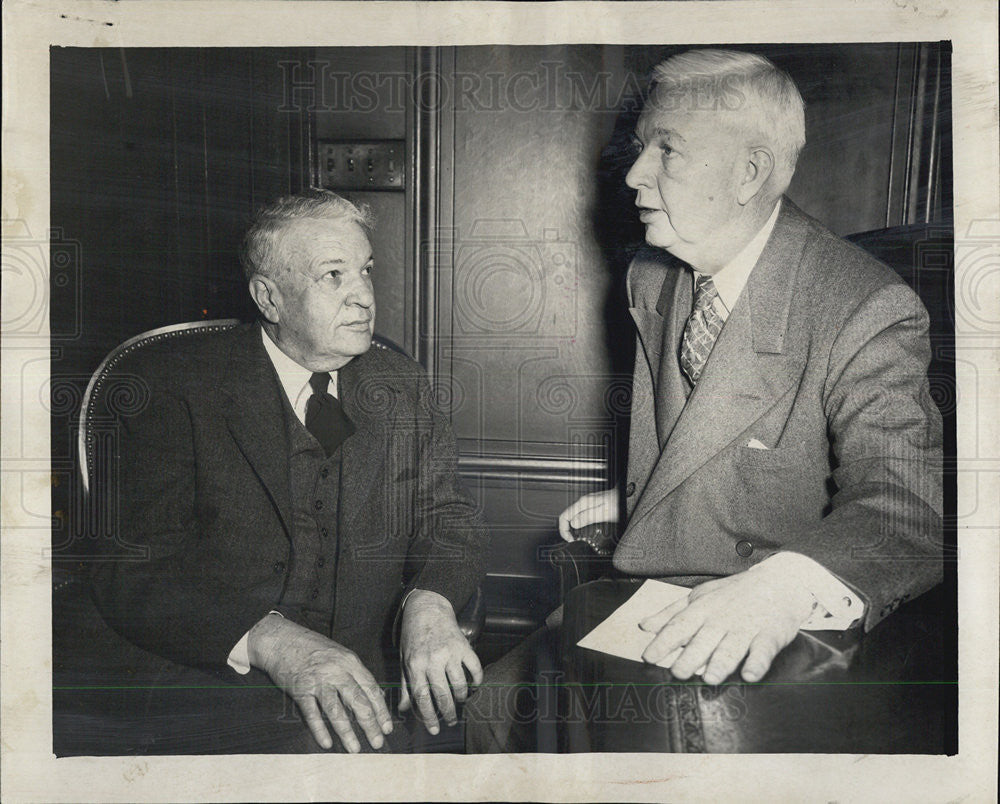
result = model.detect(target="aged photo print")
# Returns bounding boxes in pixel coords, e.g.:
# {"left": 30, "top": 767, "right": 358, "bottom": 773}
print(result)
{"left": 3, "top": 1, "right": 997, "bottom": 802}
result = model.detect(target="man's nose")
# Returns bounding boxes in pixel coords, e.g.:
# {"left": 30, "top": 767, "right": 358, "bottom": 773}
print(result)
{"left": 624, "top": 151, "right": 651, "bottom": 191}
{"left": 347, "top": 275, "right": 375, "bottom": 308}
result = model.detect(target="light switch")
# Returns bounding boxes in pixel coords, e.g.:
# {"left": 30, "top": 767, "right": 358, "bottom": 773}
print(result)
{"left": 317, "top": 140, "right": 405, "bottom": 191}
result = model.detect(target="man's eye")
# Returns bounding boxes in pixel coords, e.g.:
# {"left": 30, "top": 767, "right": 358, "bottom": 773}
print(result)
{"left": 660, "top": 143, "right": 675, "bottom": 158}
{"left": 326, "top": 270, "right": 341, "bottom": 280}
{"left": 362, "top": 264, "right": 373, "bottom": 276}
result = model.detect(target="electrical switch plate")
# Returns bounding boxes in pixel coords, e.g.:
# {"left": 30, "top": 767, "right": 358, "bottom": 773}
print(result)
{"left": 317, "top": 140, "right": 405, "bottom": 191}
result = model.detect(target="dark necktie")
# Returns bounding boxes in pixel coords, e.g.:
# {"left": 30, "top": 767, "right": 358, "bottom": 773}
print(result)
{"left": 304, "top": 372, "right": 354, "bottom": 457}
{"left": 679, "top": 274, "right": 725, "bottom": 385}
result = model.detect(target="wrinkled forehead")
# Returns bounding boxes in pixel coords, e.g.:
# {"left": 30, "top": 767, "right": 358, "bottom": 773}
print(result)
{"left": 277, "top": 216, "right": 371, "bottom": 264}
{"left": 638, "top": 83, "right": 751, "bottom": 141}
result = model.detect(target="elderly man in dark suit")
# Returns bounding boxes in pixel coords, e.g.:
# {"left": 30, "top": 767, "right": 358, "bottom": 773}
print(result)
{"left": 560, "top": 48, "right": 942, "bottom": 685}
{"left": 93, "top": 189, "right": 488, "bottom": 753}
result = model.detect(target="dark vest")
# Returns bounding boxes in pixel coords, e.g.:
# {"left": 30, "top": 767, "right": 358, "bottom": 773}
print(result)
{"left": 275, "top": 397, "right": 345, "bottom": 636}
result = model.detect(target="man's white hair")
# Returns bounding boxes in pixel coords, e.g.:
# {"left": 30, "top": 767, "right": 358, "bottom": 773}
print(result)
{"left": 651, "top": 49, "right": 806, "bottom": 191}
{"left": 241, "top": 189, "right": 374, "bottom": 281}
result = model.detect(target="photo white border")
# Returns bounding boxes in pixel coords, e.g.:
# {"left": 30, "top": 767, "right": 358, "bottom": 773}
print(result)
{"left": 3, "top": 1, "right": 997, "bottom": 801}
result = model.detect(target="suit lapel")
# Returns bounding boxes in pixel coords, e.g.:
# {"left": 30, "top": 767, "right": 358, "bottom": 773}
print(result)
{"left": 336, "top": 351, "right": 391, "bottom": 534}
{"left": 222, "top": 325, "right": 294, "bottom": 538}
{"left": 627, "top": 199, "right": 811, "bottom": 530}
{"left": 628, "top": 252, "right": 690, "bottom": 453}
{"left": 654, "top": 266, "right": 692, "bottom": 447}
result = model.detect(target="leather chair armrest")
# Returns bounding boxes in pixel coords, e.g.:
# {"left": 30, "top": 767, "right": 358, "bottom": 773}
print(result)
{"left": 545, "top": 525, "right": 616, "bottom": 601}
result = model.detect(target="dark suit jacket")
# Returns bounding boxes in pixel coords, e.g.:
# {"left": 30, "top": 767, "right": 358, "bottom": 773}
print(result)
{"left": 92, "top": 323, "right": 487, "bottom": 682}
{"left": 614, "top": 199, "right": 943, "bottom": 630}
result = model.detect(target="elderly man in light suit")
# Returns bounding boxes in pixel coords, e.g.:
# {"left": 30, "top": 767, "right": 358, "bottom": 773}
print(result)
{"left": 559, "top": 49, "right": 943, "bottom": 687}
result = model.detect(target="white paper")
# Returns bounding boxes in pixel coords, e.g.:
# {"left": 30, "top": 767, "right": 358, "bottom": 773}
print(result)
{"left": 577, "top": 576, "right": 863, "bottom": 673}
{"left": 576, "top": 579, "right": 691, "bottom": 667}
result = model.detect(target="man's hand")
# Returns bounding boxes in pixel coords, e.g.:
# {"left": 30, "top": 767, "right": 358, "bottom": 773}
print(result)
{"left": 398, "top": 589, "right": 483, "bottom": 735}
{"left": 558, "top": 488, "right": 619, "bottom": 542}
{"left": 247, "top": 614, "right": 393, "bottom": 753}
{"left": 638, "top": 567, "right": 817, "bottom": 685}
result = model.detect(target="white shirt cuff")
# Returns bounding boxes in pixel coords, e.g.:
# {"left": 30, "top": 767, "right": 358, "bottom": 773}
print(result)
{"left": 227, "top": 610, "right": 284, "bottom": 675}
{"left": 752, "top": 551, "right": 864, "bottom": 630}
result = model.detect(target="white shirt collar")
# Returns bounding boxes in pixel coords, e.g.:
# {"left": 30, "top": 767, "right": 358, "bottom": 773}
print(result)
{"left": 260, "top": 327, "right": 338, "bottom": 425}
{"left": 694, "top": 198, "right": 782, "bottom": 316}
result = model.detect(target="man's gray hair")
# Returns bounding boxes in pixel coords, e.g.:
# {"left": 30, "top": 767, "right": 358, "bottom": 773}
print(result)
{"left": 240, "top": 188, "right": 374, "bottom": 280}
{"left": 651, "top": 49, "right": 806, "bottom": 190}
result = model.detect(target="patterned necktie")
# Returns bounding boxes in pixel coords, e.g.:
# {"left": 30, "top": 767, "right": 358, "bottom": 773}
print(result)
{"left": 304, "top": 372, "right": 355, "bottom": 457}
{"left": 679, "top": 274, "right": 725, "bottom": 385}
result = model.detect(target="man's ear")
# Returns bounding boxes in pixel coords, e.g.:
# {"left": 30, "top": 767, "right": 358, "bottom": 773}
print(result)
{"left": 737, "top": 145, "right": 776, "bottom": 205}
{"left": 248, "top": 275, "right": 281, "bottom": 323}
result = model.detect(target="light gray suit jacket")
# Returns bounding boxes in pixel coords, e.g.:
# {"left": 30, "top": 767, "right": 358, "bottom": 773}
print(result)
{"left": 613, "top": 199, "right": 943, "bottom": 630}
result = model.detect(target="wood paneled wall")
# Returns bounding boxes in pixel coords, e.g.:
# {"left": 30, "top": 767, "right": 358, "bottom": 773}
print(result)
{"left": 50, "top": 43, "right": 951, "bottom": 635}
{"left": 50, "top": 47, "right": 311, "bottom": 555}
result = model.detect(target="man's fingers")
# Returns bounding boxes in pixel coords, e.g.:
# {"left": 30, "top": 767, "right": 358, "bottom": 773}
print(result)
{"left": 557, "top": 510, "right": 575, "bottom": 541}
{"left": 409, "top": 675, "right": 440, "bottom": 735}
{"left": 428, "top": 667, "right": 458, "bottom": 726}
{"left": 641, "top": 610, "right": 699, "bottom": 664}
{"left": 559, "top": 490, "right": 617, "bottom": 541}
{"left": 398, "top": 678, "right": 412, "bottom": 712}
{"left": 741, "top": 631, "right": 785, "bottom": 682}
{"left": 702, "top": 630, "right": 754, "bottom": 686}
{"left": 314, "top": 690, "right": 363, "bottom": 754}
{"left": 446, "top": 661, "right": 469, "bottom": 703}
{"left": 356, "top": 677, "right": 393, "bottom": 735}
{"left": 463, "top": 648, "right": 484, "bottom": 688}
{"left": 339, "top": 683, "right": 386, "bottom": 751}
{"left": 666, "top": 625, "right": 725, "bottom": 679}
{"left": 297, "top": 695, "right": 335, "bottom": 751}
{"left": 558, "top": 501, "right": 596, "bottom": 540}
{"left": 639, "top": 595, "right": 690, "bottom": 633}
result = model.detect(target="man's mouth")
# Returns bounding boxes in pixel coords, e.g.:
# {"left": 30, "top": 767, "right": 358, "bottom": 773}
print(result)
{"left": 637, "top": 206, "right": 662, "bottom": 222}
{"left": 341, "top": 319, "right": 372, "bottom": 329}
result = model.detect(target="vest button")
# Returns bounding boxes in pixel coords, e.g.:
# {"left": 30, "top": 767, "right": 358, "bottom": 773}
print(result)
{"left": 273, "top": 561, "right": 286, "bottom": 574}
{"left": 314, "top": 499, "right": 324, "bottom": 510}
{"left": 317, "top": 556, "right": 326, "bottom": 567}
{"left": 625, "top": 482, "right": 636, "bottom": 497}
{"left": 310, "top": 588, "right": 320, "bottom": 600}
{"left": 320, "top": 467, "right": 330, "bottom": 479}
{"left": 320, "top": 527, "right": 329, "bottom": 538}
{"left": 735, "top": 540, "right": 754, "bottom": 557}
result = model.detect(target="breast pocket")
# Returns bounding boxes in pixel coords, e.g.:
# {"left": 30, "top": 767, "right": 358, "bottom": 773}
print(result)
{"left": 734, "top": 441, "right": 808, "bottom": 470}
{"left": 725, "top": 441, "right": 825, "bottom": 537}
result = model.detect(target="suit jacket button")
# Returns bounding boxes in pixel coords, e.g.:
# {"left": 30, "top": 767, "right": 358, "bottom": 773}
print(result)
{"left": 273, "top": 561, "right": 286, "bottom": 574}
{"left": 735, "top": 540, "right": 754, "bottom": 557}
{"left": 625, "top": 482, "right": 636, "bottom": 497}
{"left": 314, "top": 499, "right": 324, "bottom": 510}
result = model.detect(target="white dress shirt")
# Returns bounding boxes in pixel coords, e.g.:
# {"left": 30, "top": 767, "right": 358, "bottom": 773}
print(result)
{"left": 261, "top": 326, "right": 340, "bottom": 416}
{"left": 696, "top": 200, "right": 864, "bottom": 629}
